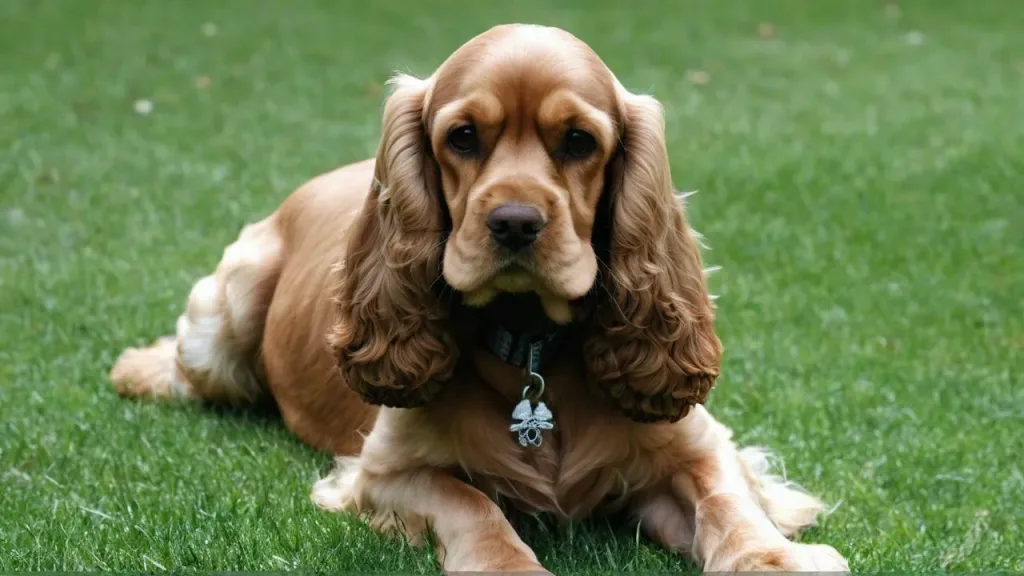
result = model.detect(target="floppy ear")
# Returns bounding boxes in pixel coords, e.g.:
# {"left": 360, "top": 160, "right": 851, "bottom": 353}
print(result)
{"left": 329, "top": 74, "right": 457, "bottom": 408}
{"left": 584, "top": 89, "right": 722, "bottom": 423}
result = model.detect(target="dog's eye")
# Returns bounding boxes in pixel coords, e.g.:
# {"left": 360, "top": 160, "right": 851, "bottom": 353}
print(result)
{"left": 447, "top": 125, "right": 480, "bottom": 155}
{"left": 564, "top": 129, "right": 597, "bottom": 159}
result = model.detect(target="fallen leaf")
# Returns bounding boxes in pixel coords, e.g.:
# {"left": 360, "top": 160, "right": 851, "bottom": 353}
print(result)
{"left": 757, "top": 22, "right": 776, "bottom": 39}
{"left": 688, "top": 70, "right": 710, "bottom": 85}
{"left": 194, "top": 75, "right": 212, "bottom": 89}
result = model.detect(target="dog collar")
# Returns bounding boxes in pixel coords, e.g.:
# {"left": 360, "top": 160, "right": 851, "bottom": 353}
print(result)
{"left": 482, "top": 323, "right": 565, "bottom": 373}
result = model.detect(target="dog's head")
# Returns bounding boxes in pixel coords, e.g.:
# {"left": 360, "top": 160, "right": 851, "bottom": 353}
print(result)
{"left": 332, "top": 24, "right": 721, "bottom": 422}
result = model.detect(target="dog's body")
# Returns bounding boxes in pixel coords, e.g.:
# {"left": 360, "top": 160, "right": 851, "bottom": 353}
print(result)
{"left": 111, "top": 25, "right": 848, "bottom": 573}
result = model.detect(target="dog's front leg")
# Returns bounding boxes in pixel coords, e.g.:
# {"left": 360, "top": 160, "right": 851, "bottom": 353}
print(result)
{"left": 639, "top": 405, "right": 849, "bottom": 572}
{"left": 312, "top": 406, "right": 548, "bottom": 574}
{"left": 314, "top": 461, "right": 547, "bottom": 573}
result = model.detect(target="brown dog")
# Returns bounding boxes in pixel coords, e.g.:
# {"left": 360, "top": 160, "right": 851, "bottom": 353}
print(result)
{"left": 111, "top": 24, "right": 849, "bottom": 573}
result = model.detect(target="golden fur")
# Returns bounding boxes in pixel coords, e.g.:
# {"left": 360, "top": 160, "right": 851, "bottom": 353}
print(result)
{"left": 110, "top": 24, "right": 848, "bottom": 573}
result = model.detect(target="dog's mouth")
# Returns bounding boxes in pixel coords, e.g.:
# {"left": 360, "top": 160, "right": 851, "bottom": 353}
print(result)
{"left": 461, "top": 261, "right": 587, "bottom": 324}
{"left": 462, "top": 262, "right": 543, "bottom": 302}
{"left": 491, "top": 263, "right": 536, "bottom": 293}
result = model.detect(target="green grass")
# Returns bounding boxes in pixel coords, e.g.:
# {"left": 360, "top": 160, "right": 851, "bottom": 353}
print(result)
{"left": 2, "top": 0, "right": 1022, "bottom": 572}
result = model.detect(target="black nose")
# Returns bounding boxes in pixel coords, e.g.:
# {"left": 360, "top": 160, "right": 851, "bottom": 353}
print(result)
{"left": 486, "top": 203, "right": 545, "bottom": 251}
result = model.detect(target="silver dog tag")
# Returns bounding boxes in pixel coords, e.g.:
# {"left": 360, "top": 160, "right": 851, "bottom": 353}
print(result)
{"left": 509, "top": 398, "right": 555, "bottom": 447}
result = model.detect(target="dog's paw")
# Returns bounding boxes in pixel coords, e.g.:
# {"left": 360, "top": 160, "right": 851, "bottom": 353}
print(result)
{"left": 728, "top": 541, "right": 849, "bottom": 572}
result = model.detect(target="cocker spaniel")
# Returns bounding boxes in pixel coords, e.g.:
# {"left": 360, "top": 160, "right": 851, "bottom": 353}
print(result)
{"left": 111, "top": 24, "right": 849, "bottom": 573}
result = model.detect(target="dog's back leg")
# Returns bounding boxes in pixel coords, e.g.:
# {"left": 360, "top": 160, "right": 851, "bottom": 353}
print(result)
{"left": 111, "top": 215, "right": 283, "bottom": 405}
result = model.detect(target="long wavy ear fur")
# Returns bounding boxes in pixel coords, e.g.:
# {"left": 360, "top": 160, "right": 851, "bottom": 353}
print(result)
{"left": 585, "top": 89, "right": 722, "bottom": 423}
{"left": 329, "top": 74, "right": 457, "bottom": 407}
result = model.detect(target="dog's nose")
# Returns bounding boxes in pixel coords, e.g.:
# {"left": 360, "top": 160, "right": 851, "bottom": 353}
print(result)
{"left": 486, "top": 203, "right": 545, "bottom": 251}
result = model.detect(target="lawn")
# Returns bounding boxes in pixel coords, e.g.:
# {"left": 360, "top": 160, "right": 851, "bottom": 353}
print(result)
{"left": 1, "top": 0, "right": 1022, "bottom": 572}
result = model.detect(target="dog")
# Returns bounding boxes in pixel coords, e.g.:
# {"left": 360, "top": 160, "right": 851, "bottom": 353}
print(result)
{"left": 111, "top": 24, "right": 849, "bottom": 573}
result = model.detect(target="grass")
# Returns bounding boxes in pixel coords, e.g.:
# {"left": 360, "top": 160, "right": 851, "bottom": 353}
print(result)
{"left": 1, "top": 0, "right": 1022, "bottom": 572}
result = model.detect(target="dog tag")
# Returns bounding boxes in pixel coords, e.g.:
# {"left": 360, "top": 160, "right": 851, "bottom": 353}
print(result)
{"left": 509, "top": 398, "right": 555, "bottom": 447}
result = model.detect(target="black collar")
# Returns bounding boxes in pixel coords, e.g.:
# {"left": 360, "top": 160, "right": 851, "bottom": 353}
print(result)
{"left": 472, "top": 293, "right": 588, "bottom": 373}
{"left": 482, "top": 323, "right": 568, "bottom": 373}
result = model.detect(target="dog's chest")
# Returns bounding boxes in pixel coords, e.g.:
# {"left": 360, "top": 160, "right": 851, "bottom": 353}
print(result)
{"left": 448, "top": 353, "right": 652, "bottom": 518}
{"left": 464, "top": 402, "right": 641, "bottom": 519}
{"left": 479, "top": 458, "right": 625, "bottom": 519}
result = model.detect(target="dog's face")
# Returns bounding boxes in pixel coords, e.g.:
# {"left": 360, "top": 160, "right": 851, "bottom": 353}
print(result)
{"left": 424, "top": 26, "right": 619, "bottom": 323}
{"left": 333, "top": 24, "right": 722, "bottom": 421}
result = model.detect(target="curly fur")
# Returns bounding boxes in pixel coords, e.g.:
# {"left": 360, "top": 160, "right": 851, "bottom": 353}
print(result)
{"left": 585, "top": 91, "right": 722, "bottom": 422}
{"left": 327, "top": 75, "right": 458, "bottom": 408}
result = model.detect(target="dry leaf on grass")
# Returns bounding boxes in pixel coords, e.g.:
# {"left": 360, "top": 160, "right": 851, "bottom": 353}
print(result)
{"left": 688, "top": 70, "right": 710, "bottom": 85}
